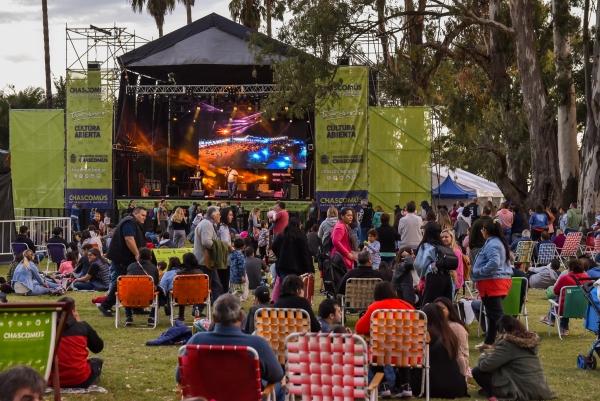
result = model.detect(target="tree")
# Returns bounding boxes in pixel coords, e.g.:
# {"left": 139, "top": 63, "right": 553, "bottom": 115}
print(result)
{"left": 552, "top": 0, "right": 579, "bottom": 206}
{"left": 229, "top": 0, "right": 262, "bottom": 30}
{"left": 178, "top": 0, "right": 194, "bottom": 25}
{"left": 131, "top": 0, "right": 176, "bottom": 37}
{"left": 42, "top": 0, "right": 52, "bottom": 108}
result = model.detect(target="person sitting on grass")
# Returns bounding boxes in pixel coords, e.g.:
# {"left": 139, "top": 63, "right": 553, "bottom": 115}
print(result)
{"left": 125, "top": 247, "right": 160, "bottom": 327}
{"left": 243, "top": 285, "right": 271, "bottom": 334}
{"left": 472, "top": 316, "right": 554, "bottom": 401}
{"left": 0, "top": 365, "right": 46, "bottom": 401}
{"left": 55, "top": 297, "right": 104, "bottom": 389}
{"left": 527, "top": 259, "right": 560, "bottom": 289}
{"left": 435, "top": 297, "right": 471, "bottom": 379}
{"left": 72, "top": 248, "right": 110, "bottom": 292}
{"left": 317, "top": 298, "right": 342, "bottom": 333}
{"left": 273, "top": 275, "right": 320, "bottom": 332}
{"left": 178, "top": 294, "right": 284, "bottom": 401}
{"left": 59, "top": 251, "right": 79, "bottom": 276}
{"left": 11, "top": 249, "right": 62, "bottom": 296}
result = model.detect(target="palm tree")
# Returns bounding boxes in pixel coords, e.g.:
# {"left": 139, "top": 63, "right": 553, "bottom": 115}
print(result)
{"left": 229, "top": 0, "right": 262, "bottom": 31}
{"left": 42, "top": 0, "right": 52, "bottom": 107}
{"left": 178, "top": 0, "right": 194, "bottom": 24}
{"left": 131, "top": 0, "right": 176, "bottom": 37}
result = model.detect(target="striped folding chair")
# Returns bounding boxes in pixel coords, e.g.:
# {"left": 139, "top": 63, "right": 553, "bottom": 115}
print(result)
{"left": 285, "top": 332, "right": 383, "bottom": 401}
{"left": 581, "top": 235, "right": 600, "bottom": 259}
{"left": 557, "top": 232, "right": 583, "bottom": 269}
{"left": 340, "top": 278, "right": 382, "bottom": 325}
{"left": 514, "top": 240, "right": 535, "bottom": 269}
{"left": 536, "top": 243, "right": 557, "bottom": 266}
{"left": 300, "top": 273, "right": 315, "bottom": 305}
{"left": 370, "top": 309, "right": 430, "bottom": 401}
{"left": 254, "top": 307, "right": 310, "bottom": 365}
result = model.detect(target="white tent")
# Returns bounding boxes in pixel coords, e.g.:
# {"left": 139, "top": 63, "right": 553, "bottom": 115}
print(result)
{"left": 431, "top": 165, "right": 504, "bottom": 202}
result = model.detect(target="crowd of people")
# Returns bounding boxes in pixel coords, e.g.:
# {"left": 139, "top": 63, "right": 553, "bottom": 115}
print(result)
{"left": 3, "top": 196, "right": 600, "bottom": 400}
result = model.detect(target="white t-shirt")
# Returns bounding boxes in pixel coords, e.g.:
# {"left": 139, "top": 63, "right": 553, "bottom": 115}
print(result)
{"left": 227, "top": 169, "right": 238, "bottom": 183}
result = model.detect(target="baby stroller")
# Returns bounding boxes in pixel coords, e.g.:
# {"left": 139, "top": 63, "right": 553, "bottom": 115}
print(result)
{"left": 320, "top": 253, "right": 347, "bottom": 299}
{"left": 577, "top": 278, "right": 600, "bottom": 369}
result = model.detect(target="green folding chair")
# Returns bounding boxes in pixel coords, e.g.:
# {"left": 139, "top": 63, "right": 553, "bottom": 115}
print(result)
{"left": 478, "top": 277, "right": 528, "bottom": 336}
{"left": 0, "top": 302, "right": 72, "bottom": 401}
{"left": 548, "top": 286, "right": 588, "bottom": 340}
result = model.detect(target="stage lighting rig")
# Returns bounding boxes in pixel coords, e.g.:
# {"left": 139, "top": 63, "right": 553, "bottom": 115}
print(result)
{"left": 167, "top": 72, "right": 177, "bottom": 84}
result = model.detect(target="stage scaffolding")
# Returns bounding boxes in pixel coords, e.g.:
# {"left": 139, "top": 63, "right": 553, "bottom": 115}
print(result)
{"left": 66, "top": 25, "right": 147, "bottom": 101}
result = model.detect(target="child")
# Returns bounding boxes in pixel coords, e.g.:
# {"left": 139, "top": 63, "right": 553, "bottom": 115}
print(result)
{"left": 59, "top": 251, "right": 79, "bottom": 276}
{"left": 157, "top": 261, "right": 168, "bottom": 280}
{"left": 364, "top": 229, "right": 381, "bottom": 269}
{"left": 229, "top": 238, "right": 248, "bottom": 301}
{"left": 257, "top": 221, "right": 269, "bottom": 261}
{"left": 243, "top": 285, "right": 271, "bottom": 333}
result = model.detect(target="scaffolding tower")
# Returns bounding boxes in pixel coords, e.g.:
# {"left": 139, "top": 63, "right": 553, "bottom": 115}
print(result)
{"left": 66, "top": 25, "right": 147, "bottom": 101}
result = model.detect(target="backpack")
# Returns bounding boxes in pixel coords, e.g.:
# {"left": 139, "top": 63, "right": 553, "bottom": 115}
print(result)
{"left": 435, "top": 245, "right": 459, "bottom": 270}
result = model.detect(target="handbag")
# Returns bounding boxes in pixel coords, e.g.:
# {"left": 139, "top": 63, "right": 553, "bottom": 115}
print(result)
{"left": 435, "top": 245, "right": 459, "bottom": 270}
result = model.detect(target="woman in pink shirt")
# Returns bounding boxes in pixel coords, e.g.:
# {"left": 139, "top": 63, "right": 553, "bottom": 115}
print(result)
{"left": 59, "top": 251, "right": 79, "bottom": 275}
{"left": 441, "top": 229, "right": 465, "bottom": 290}
{"left": 496, "top": 202, "right": 514, "bottom": 239}
{"left": 331, "top": 207, "right": 357, "bottom": 269}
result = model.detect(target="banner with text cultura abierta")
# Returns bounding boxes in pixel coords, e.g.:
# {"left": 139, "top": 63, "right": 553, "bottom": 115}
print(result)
{"left": 66, "top": 70, "right": 113, "bottom": 208}
{"left": 315, "top": 66, "right": 369, "bottom": 210}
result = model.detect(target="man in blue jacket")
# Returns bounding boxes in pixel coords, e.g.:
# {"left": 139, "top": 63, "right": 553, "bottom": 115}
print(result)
{"left": 177, "top": 293, "right": 284, "bottom": 399}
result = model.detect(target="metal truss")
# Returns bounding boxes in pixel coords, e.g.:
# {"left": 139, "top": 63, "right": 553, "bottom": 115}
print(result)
{"left": 126, "top": 84, "right": 277, "bottom": 96}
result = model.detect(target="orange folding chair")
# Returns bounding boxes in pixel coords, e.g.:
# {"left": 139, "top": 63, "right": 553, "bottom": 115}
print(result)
{"left": 115, "top": 275, "right": 158, "bottom": 329}
{"left": 169, "top": 274, "right": 211, "bottom": 325}
{"left": 254, "top": 307, "right": 310, "bottom": 365}
{"left": 300, "top": 273, "right": 315, "bottom": 305}
{"left": 370, "top": 309, "right": 430, "bottom": 401}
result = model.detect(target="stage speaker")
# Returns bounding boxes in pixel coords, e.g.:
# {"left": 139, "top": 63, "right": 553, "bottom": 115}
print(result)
{"left": 191, "top": 190, "right": 205, "bottom": 197}
{"left": 259, "top": 190, "right": 274, "bottom": 198}
{"left": 290, "top": 184, "right": 299, "bottom": 200}
{"left": 215, "top": 190, "right": 229, "bottom": 198}
{"left": 167, "top": 184, "right": 179, "bottom": 196}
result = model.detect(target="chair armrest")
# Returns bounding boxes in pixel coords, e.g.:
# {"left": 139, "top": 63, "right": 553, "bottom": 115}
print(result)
{"left": 368, "top": 372, "right": 385, "bottom": 391}
{"left": 261, "top": 383, "right": 276, "bottom": 397}
{"left": 548, "top": 299, "right": 558, "bottom": 307}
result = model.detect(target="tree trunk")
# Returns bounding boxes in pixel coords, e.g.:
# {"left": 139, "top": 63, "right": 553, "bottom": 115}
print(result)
{"left": 404, "top": 0, "right": 426, "bottom": 104}
{"left": 42, "top": 0, "right": 52, "bottom": 108}
{"left": 375, "top": 0, "right": 390, "bottom": 69}
{"left": 266, "top": 0, "right": 272, "bottom": 37}
{"left": 186, "top": 1, "right": 192, "bottom": 24}
{"left": 552, "top": 0, "right": 579, "bottom": 207}
{"left": 158, "top": 22, "right": 164, "bottom": 37}
{"left": 579, "top": 0, "right": 600, "bottom": 226}
{"left": 509, "top": 0, "right": 562, "bottom": 207}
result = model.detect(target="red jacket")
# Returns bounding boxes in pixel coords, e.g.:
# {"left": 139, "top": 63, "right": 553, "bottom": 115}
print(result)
{"left": 331, "top": 221, "right": 353, "bottom": 269}
{"left": 554, "top": 272, "right": 589, "bottom": 313}
{"left": 355, "top": 298, "right": 414, "bottom": 335}
{"left": 55, "top": 320, "right": 103, "bottom": 387}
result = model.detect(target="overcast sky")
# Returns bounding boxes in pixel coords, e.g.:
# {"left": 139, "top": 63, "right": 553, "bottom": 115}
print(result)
{"left": 0, "top": 0, "right": 234, "bottom": 91}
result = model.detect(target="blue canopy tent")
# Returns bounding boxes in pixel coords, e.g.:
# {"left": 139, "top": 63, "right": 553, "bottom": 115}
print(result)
{"left": 432, "top": 176, "right": 476, "bottom": 199}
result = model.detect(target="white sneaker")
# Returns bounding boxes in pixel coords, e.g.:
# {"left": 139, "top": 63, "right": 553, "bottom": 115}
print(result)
{"left": 379, "top": 384, "right": 392, "bottom": 398}
{"left": 395, "top": 389, "right": 413, "bottom": 398}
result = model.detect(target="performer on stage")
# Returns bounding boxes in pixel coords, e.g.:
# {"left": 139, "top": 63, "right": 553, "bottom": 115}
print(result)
{"left": 225, "top": 166, "right": 239, "bottom": 198}
{"left": 283, "top": 167, "right": 293, "bottom": 199}
{"left": 192, "top": 165, "right": 204, "bottom": 190}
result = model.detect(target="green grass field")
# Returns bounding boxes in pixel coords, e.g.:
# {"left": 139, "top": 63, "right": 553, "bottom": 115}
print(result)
{"left": 1, "top": 263, "right": 599, "bottom": 401}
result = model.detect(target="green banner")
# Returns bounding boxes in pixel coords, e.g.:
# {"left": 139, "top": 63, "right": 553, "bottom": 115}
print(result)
{"left": 0, "top": 310, "right": 57, "bottom": 380}
{"left": 9, "top": 109, "right": 65, "bottom": 209}
{"left": 315, "top": 66, "right": 369, "bottom": 209}
{"left": 152, "top": 248, "right": 194, "bottom": 265}
{"left": 367, "top": 107, "right": 431, "bottom": 211}
{"left": 66, "top": 70, "right": 113, "bottom": 208}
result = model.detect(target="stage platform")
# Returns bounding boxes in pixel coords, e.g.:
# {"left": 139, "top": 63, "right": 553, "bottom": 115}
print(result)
{"left": 115, "top": 197, "right": 312, "bottom": 213}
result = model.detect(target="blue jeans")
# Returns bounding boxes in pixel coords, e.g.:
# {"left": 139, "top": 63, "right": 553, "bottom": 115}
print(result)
{"left": 227, "top": 182, "right": 237, "bottom": 197}
{"left": 74, "top": 280, "right": 108, "bottom": 291}
{"left": 71, "top": 216, "right": 80, "bottom": 232}
{"left": 101, "top": 262, "right": 127, "bottom": 309}
{"left": 360, "top": 227, "right": 369, "bottom": 243}
{"left": 28, "top": 281, "right": 60, "bottom": 295}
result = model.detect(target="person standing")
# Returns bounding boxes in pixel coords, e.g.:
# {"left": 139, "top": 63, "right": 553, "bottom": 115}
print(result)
{"left": 157, "top": 199, "right": 169, "bottom": 234}
{"left": 414, "top": 223, "right": 453, "bottom": 304}
{"left": 317, "top": 206, "right": 338, "bottom": 248}
{"left": 359, "top": 200, "right": 374, "bottom": 242}
{"left": 565, "top": 202, "right": 583, "bottom": 233}
{"left": 471, "top": 220, "right": 513, "bottom": 350}
{"left": 193, "top": 206, "right": 224, "bottom": 301}
{"left": 272, "top": 201, "right": 289, "bottom": 237}
{"left": 375, "top": 213, "right": 399, "bottom": 265}
{"left": 170, "top": 207, "right": 188, "bottom": 248}
{"left": 469, "top": 206, "right": 494, "bottom": 263}
{"left": 70, "top": 203, "right": 81, "bottom": 232}
{"left": 496, "top": 202, "right": 514, "bottom": 240}
{"left": 225, "top": 166, "right": 239, "bottom": 198}
{"left": 397, "top": 201, "right": 423, "bottom": 251}
{"left": 331, "top": 207, "right": 357, "bottom": 270}
{"left": 528, "top": 205, "right": 549, "bottom": 241}
{"left": 218, "top": 207, "right": 235, "bottom": 294}
{"left": 98, "top": 207, "right": 147, "bottom": 317}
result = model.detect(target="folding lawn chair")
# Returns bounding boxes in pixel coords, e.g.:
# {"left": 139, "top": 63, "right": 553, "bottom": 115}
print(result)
{"left": 254, "top": 307, "right": 310, "bottom": 364}
{"left": 10, "top": 242, "right": 30, "bottom": 260}
{"left": 548, "top": 285, "right": 588, "bottom": 340}
{"left": 46, "top": 243, "right": 67, "bottom": 273}
{"left": 581, "top": 235, "right": 600, "bottom": 260}
{"left": 285, "top": 332, "right": 383, "bottom": 401}
{"left": 115, "top": 275, "right": 158, "bottom": 329}
{"left": 514, "top": 240, "right": 535, "bottom": 269}
{"left": 478, "top": 277, "right": 529, "bottom": 335}
{"left": 169, "top": 274, "right": 210, "bottom": 325}
{"left": 0, "top": 301, "right": 72, "bottom": 401}
{"left": 340, "top": 277, "right": 382, "bottom": 325}
{"left": 557, "top": 232, "right": 583, "bottom": 269}
{"left": 178, "top": 344, "right": 276, "bottom": 401}
{"left": 369, "top": 309, "right": 430, "bottom": 401}
{"left": 535, "top": 243, "right": 557, "bottom": 266}
{"left": 300, "top": 273, "right": 315, "bottom": 305}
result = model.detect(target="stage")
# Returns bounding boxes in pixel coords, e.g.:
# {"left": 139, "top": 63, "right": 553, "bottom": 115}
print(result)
{"left": 115, "top": 197, "right": 312, "bottom": 213}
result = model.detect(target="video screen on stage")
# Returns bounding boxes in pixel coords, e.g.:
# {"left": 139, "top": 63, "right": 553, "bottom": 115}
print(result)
{"left": 197, "top": 104, "right": 308, "bottom": 170}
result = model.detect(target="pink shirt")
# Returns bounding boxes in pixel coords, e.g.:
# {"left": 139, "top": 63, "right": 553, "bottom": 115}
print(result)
{"left": 496, "top": 208, "right": 514, "bottom": 229}
{"left": 272, "top": 210, "right": 289, "bottom": 236}
{"left": 331, "top": 221, "right": 353, "bottom": 270}
{"left": 59, "top": 260, "right": 74, "bottom": 275}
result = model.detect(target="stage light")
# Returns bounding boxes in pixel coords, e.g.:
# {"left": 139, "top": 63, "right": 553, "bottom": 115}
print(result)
{"left": 248, "top": 106, "right": 252, "bottom": 111}
{"left": 284, "top": 106, "right": 289, "bottom": 111}
{"left": 229, "top": 117, "right": 233, "bottom": 122}
{"left": 262, "top": 175, "right": 267, "bottom": 180}
{"left": 270, "top": 117, "right": 275, "bottom": 121}
{"left": 289, "top": 119, "right": 293, "bottom": 123}
{"left": 233, "top": 106, "right": 238, "bottom": 111}
{"left": 171, "top": 176, "right": 176, "bottom": 182}
{"left": 193, "top": 119, "right": 196, "bottom": 123}
{"left": 196, "top": 106, "right": 201, "bottom": 111}
{"left": 173, "top": 117, "right": 178, "bottom": 121}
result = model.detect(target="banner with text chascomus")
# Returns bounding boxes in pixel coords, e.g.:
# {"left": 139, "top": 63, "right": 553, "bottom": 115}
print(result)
{"left": 66, "top": 70, "right": 113, "bottom": 208}
{"left": 315, "top": 66, "right": 369, "bottom": 210}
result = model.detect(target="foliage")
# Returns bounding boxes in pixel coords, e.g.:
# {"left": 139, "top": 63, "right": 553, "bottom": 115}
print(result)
{"left": 130, "top": 0, "right": 176, "bottom": 37}
{"left": 0, "top": 86, "right": 47, "bottom": 150}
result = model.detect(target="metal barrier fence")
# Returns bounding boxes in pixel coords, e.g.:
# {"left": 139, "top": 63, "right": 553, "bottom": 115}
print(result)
{"left": 0, "top": 217, "right": 72, "bottom": 258}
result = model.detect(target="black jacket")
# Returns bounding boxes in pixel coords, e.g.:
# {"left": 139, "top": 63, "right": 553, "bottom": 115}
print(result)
{"left": 392, "top": 257, "right": 417, "bottom": 305}
{"left": 469, "top": 216, "right": 493, "bottom": 250}
{"left": 273, "top": 294, "right": 321, "bottom": 332}
{"left": 337, "top": 265, "right": 383, "bottom": 295}
{"left": 107, "top": 216, "right": 145, "bottom": 266}
{"left": 376, "top": 224, "right": 399, "bottom": 253}
{"left": 272, "top": 232, "right": 314, "bottom": 277}
{"left": 15, "top": 234, "right": 36, "bottom": 252}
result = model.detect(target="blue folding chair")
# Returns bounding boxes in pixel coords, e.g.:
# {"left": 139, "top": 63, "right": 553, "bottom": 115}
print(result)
{"left": 10, "top": 242, "right": 30, "bottom": 261}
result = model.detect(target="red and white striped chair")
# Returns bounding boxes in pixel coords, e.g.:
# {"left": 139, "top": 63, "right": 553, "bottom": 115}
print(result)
{"left": 581, "top": 234, "right": 600, "bottom": 260}
{"left": 300, "top": 273, "right": 315, "bottom": 305}
{"left": 557, "top": 231, "right": 583, "bottom": 268}
{"left": 285, "top": 332, "right": 383, "bottom": 401}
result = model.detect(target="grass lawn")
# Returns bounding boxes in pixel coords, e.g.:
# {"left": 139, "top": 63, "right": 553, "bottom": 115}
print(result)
{"left": 1, "top": 263, "right": 599, "bottom": 401}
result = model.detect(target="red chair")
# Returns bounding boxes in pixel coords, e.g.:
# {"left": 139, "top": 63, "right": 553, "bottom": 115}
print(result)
{"left": 169, "top": 274, "right": 211, "bottom": 325}
{"left": 300, "top": 273, "right": 315, "bottom": 305}
{"left": 115, "top": 275, "right": 158, "bottom": 328}
{"left": 178, "top": 344, "right": 276, "bottom": 401}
